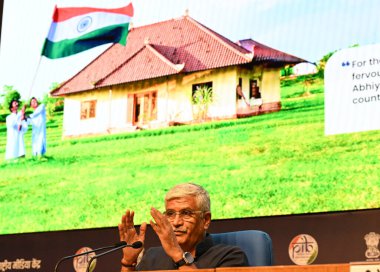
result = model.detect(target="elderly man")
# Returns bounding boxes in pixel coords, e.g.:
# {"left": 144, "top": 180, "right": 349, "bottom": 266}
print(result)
{"left": 118, "top": 183, "right": 248, "bottom": 271}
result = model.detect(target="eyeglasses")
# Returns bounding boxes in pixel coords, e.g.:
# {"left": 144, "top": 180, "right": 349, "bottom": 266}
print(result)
{"left": 163, "top": 209, "right": 203, "bottom": 221}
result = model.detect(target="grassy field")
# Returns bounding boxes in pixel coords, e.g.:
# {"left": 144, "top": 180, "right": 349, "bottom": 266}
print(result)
{"left": 0, "top": 76, "right": 379, "bottom": 235}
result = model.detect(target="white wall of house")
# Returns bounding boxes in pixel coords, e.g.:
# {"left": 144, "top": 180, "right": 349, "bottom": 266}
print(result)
{"left": 62, "top": 98, "right": 80, "bottom": 137}
{"left": 166, "top": 78, "right": 193, "bottom": 123}
{"left": 63, "top": 96, "right": 110, "bottom": 137}
{"left": 169, "top": 67, "right": 238, "bottom": 122}
{"left": 154, "top": 68, "right": 239, "bottom": 123}
{"left": 63, "top": 90, "right": 130, "bottom": 137}
{"left": 261, "top": 67, "right": 281, "bottom": 103}
{"left": 61, "top": 65, "right": 282, "bottom": 137}
{"left": 108, "top": 89, "right": 129, "bottom": 131}
{"left": 207, "top": 68, "right": 237, "bottom": 119}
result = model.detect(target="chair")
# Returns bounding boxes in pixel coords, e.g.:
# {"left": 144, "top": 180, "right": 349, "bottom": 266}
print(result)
{"left": 210, "top": 230, "right": 273, "bottom": 266}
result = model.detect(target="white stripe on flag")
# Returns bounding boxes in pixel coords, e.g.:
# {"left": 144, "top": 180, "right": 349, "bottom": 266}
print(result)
{"left": 47, "top": 11, "right": 131, "bottom": 42}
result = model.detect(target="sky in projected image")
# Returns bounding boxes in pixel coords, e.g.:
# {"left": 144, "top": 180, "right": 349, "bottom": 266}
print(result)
{"left": 1, "top": 0, "right": 380, "bottom": 100}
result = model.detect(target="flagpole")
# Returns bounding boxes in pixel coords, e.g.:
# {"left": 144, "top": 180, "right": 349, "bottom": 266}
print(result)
{"left": 27, "top": 4, "right": 56, "bottom": 101}
{"left": 27, "top": 56, "right": 43, "bottom": 100}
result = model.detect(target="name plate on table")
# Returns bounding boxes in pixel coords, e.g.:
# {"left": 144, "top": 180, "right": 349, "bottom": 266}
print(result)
{"left": 350, "top": 262, "right": 380, "bottom": 272}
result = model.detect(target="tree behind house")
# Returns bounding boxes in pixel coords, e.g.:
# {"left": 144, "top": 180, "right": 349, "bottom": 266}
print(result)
{"left": 42, "top": 82, "right": 64, "bottom": 120}
{"left": 1, "top": 85, "right": 21, "bottom": 111}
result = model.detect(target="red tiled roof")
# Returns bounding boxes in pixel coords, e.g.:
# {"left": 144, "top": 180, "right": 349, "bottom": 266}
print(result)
{"left": 52, "top": 16, "right": 302, "bottom": 96}
{"left": 238, "top": 39, "right": 305, "bottom": 64}
{"left": 96, "top": 44, "right": 184, "bottom": 86}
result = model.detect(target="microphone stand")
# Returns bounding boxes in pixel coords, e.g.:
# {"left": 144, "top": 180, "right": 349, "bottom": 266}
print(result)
{"left": 86, "top": 243, "right": 127, "bottom": 272}
{"left": 54, "top": 241, "right": 127, "bottom": 272}
{"left": 86, "top": 241, "right": 143, "bottom": 272}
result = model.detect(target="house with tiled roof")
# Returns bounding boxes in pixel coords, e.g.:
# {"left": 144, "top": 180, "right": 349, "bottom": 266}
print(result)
{"left": 52, "top": 15, "right": 304, "bottom": 137}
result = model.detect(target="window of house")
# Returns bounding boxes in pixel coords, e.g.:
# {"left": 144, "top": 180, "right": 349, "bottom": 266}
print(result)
{"left": 249, "top": 79, "right": 261, "bottom": 99}
{"left": 80, "top": 100, "right": 97, "bottom": 120}
{"left": 192, "top": 82, "right": 213, "bottom": 98}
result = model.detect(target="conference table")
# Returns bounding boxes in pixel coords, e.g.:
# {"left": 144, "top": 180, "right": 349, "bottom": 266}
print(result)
{"left": 142, "top": 263, "right": 351, "bottom": 272}
{"left": 217, "top": 264, "right": 350, "bottom": 272}
{"left": 137, "top": 262, "right": 380, "bottom": 272}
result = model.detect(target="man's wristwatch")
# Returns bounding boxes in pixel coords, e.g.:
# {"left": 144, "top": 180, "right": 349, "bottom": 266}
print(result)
{"left": 174, "top": 252, "right": 195, "bottom": 267}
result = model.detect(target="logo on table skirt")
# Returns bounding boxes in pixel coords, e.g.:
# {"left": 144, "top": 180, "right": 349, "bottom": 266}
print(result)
{"left": 288, "top": 234, "right": 318, "bottom": 265}
{"left": 73, "top": 247, "right": 96, "bottom": 272}
{"left": 364, "top": 232, "right": 380, "bottom": 260}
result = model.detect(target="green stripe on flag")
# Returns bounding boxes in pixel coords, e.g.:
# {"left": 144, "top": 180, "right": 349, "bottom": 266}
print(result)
{"left": 42, "top": 23, "right": 129, "bottom": 59}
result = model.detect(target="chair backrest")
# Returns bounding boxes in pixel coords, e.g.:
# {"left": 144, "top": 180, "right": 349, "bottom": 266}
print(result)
{"left": 210, "top": 230, "right": 273, "bottom": 266}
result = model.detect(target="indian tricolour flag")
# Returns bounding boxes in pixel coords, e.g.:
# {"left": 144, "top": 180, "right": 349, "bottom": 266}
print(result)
{"left": 41, "top": 3, "right": 133, "bottom": 59}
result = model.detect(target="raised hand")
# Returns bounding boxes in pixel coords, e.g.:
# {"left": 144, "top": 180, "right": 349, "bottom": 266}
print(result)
{"left": 21, "top": 105, "right": 26, "bottom": 120}
{"left": 118, "top": 210, "right": 146, "bottom": 266}
{"left": 150, "top": 207, "right": 183, "bottom": 262}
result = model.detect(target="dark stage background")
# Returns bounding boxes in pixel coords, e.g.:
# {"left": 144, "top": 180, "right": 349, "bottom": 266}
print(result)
{"left": 1, "top": 209, "right": 379, "bottom": 271}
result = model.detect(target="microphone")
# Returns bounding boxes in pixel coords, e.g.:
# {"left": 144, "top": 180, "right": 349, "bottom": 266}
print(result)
{"left": 86, "top": 241, "right": 143, "bottom": 272}
{"left": 54, "top": 241, "right": 142, "bottom": 272}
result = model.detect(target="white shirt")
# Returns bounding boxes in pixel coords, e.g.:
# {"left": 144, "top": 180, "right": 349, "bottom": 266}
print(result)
{"left": 5, "top": 112, "right": 28, "bottom": 160}
{"left": 28, "top": 104, "right": 47, "bottom": 156}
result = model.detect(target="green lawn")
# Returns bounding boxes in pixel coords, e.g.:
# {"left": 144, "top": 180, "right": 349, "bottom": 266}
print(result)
{"left": 0, "top": 76, "right": 379, "bottom": 235}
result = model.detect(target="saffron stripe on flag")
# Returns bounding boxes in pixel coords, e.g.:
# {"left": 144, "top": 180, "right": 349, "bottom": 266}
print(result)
{"left": 53, "top": 3, "right": 133, "bottom": 22}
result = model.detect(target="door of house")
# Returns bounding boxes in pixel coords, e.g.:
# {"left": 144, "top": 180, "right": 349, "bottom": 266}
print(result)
{"left": 128, "top": 92, "right": 157, "bottom": 126}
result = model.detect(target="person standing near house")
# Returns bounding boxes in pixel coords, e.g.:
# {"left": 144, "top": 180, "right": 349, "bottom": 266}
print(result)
{"left": 236, "top": 85, "right": 250, "bottom": 109}
{"left": 27, "top": 97, "right": 47, "bottom": 157}
{"left": 5, "top": 99, "right": 28, "bottom": 160}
